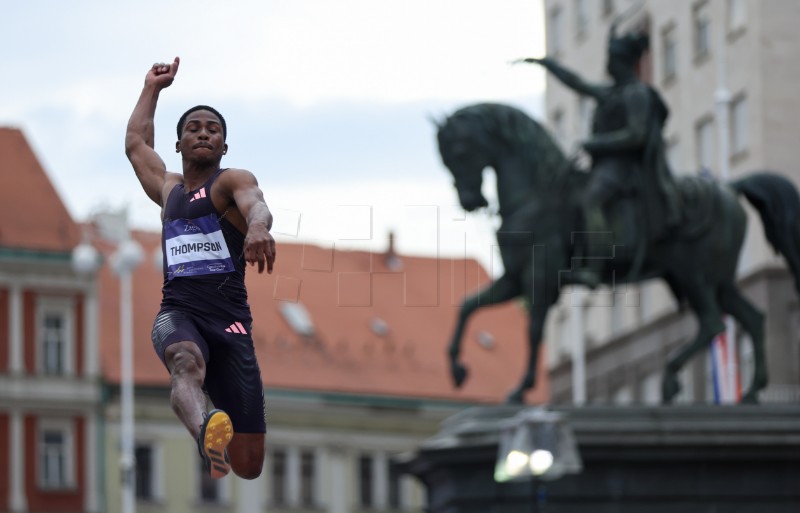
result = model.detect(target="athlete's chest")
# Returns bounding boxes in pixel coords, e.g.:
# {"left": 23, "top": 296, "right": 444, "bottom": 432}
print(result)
{"left": 165, "top": 183, "right": 223, "bottom": 221}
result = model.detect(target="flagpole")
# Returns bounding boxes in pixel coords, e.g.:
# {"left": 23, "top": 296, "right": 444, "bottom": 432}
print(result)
{"left": 714, "top": 0, "right": 739, "bottom": 403}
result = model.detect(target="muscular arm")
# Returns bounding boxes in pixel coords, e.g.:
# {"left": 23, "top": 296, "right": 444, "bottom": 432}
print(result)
{"left": 582, "top": 84, "right": 651, "bottom": 154}
{"left": 125, "top": 58, "right": 181, "bottom": 206}
{"left": 218, "top": 169, "right": 276, "bottom": 274}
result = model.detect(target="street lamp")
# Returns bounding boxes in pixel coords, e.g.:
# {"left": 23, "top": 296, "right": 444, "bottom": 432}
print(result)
{"left": 494, "top": 408, "right": 582, "bottom": 511}
{"left": 72, "top": 216, "right": 143, "bottom": 513}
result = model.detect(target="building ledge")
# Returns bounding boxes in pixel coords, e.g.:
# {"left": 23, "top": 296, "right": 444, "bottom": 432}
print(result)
{"left": 0, "top": 374, "right": 101, "bottom": 408}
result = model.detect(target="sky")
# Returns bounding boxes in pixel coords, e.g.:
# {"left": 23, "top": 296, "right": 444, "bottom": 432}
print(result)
{"left": 1, "top": 1, "right": 546, "bottom": 273}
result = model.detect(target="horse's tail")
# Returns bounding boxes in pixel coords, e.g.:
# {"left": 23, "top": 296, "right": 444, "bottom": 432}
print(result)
{"left": 730, "top": 172, "right": 800, "bottom": 296}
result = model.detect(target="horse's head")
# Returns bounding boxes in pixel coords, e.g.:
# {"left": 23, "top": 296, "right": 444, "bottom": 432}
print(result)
{"left": 434, "top": 112, "right": 491, "bottom": 212}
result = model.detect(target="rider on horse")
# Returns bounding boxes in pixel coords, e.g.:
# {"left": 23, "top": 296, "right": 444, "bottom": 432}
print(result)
{"left": 518, "top": 25, "right": 681, "bottom": 287}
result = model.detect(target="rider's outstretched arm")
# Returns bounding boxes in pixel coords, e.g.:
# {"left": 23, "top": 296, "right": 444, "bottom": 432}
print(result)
{"left": 515, "top": 57, "right": 606, "bottom": 99}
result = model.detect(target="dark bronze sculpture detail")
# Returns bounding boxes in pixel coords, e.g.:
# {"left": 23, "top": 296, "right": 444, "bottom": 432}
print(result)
{"left": 435, "top": 102, "right": 800, "bottom": 404}
{"left": 515, "top": 25, "right": 681, "bottom": 287}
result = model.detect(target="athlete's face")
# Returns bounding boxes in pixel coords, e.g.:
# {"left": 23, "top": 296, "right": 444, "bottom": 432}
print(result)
{"left": 177, "top": 110, "right": 228, "bottom": 162}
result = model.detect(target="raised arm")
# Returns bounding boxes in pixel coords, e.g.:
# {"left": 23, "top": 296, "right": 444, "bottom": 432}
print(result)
{"left": 514, "top": 57, "right": 607, "bottom": 99}
{"left": 217, "top": 169, "right": 276, "bottom": 274}
{"left": 125, "top": 57, "right": 181, "bottom": 206}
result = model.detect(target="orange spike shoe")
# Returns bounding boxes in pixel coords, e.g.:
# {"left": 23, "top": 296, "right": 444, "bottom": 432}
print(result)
{"left": 197, "top": 409, "right": 233, "bottom": 479}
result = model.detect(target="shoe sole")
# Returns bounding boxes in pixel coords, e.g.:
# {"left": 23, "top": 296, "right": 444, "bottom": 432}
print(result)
{"left": 200, "top": 409, "right": 233, "bottom": 479}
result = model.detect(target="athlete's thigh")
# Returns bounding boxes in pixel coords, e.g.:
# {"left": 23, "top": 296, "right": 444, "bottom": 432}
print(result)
{"left": 199, "top": 317, "right": 266, "bottom": 434}
{"left": 151, "top": 308, "right": 210, "bottom": 367}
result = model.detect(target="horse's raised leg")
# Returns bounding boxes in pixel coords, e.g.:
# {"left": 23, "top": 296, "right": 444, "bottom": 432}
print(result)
{"left": 449, "top": 273, "right": 521, "bottom": 388}
{"left": 662, "top": 281, "right": 725, "bottom": 403}
{"left": 718, "top": 282, "right": 766, "bottom": 403}
{"left": 506, "top": 304, "right": 548, "bottom": 404}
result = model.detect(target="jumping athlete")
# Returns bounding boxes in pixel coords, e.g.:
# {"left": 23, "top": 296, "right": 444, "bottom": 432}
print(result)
{"left": 125, "top": 57, "right": 276, "bottom": 480}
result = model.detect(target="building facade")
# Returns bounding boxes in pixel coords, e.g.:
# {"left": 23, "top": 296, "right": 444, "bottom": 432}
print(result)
{"left": 539, "top": 0, "right": 800, "bottom": 404}
{"left": 0, "top": 128, "right": 103, "bottom": 512}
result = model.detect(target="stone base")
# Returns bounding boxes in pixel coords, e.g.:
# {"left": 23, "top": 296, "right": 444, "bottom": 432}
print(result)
{"left": 397, "top": 405, "right": 800, "bottom": 513}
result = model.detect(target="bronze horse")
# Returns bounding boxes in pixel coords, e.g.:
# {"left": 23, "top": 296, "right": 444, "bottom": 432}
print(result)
{"left": 436, "top": 102, "right": 800, "bottom": 404}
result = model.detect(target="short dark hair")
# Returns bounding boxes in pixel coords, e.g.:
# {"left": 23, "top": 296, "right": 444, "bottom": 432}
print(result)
{"left": 176, "top": 105, "right": 227, "bottom": 140}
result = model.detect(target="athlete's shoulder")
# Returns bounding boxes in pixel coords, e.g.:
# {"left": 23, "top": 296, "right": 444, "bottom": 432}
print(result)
{"left": 220, "top": 167, "right": 256, "bottom": 178}
{"left": 217, "top": 168, "right": 259, "bottom": 186}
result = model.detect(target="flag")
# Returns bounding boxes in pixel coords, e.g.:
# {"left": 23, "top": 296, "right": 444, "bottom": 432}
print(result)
{"left": 710, "top": 318, "right": 741, "bottom": 404}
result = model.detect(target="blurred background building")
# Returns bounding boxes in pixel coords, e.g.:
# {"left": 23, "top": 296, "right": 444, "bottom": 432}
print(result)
{"left": 0, "top": 128, "right": 102, "bottom": 512}
{"left": 0, "top": 127, "right": 547, "bottom": 512}
{"left": 540, "top": 0, "right": 800, "bottom": 405}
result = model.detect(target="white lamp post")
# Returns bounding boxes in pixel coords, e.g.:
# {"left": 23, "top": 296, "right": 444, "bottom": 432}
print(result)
{"left": 73, "top": 222, "right": 143, "bottom": 513}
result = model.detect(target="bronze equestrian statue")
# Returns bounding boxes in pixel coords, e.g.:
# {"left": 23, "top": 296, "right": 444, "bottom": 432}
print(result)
{"left": 434, "top": 27, "right": 800, "bottom": 405}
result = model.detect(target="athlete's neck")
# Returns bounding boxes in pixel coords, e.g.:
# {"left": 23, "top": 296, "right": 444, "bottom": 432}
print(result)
{"left": 182, "top": 161, "right": 220, "bottom": 191}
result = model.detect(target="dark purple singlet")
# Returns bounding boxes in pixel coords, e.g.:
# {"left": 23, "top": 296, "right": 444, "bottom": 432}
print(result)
{"left": 151, "top": 168, "right": 266, "bottom": 434}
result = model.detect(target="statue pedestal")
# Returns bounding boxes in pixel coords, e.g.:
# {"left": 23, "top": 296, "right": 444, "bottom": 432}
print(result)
{"left": 398, "top": 405, "right": 800, "bottom": 513}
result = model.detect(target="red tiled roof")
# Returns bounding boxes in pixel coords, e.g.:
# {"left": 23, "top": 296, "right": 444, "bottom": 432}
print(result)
{"left": 99, "top": 232, "right": 549, "bottom": 405}
{"left": 0, "top": 128, "right": 80, "bottom": 252}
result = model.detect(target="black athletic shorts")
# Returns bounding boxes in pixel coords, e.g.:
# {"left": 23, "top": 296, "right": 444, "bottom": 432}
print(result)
{"left": 151, "top": 308, "right": 266, "bottom": 433}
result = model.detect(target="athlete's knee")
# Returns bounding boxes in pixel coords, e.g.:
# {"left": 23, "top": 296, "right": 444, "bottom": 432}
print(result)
{"left": 230, "top": 448, "right": 264, "bottom": 480}
{"left": 234, "top": 462, "right": 263, "bottom": 480}
{"left": 165, "top": 343, "right": 204, "bottom": 381}
{"left": 229, "top": 434, "right": 265, "bottom": 480}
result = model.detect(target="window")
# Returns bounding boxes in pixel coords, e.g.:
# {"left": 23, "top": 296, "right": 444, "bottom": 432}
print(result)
{"left": 39, "top": 421, "right": 74, "bottom": 490}
{"left": 279, "top": 302, "right": 315, "bottom": 336}
{"left": 661, "top": 25, "right": 677, "bottom": 82}
{"left": 727, "top": 0, "right": 747, "bottom": 33}
{"left": 547, "top": 7, "right": 562, "bottom": 56}
{"left": 469, "top": 330, "right": 492, "bottom": 352}
{"left": 300, "top": 449, "right": 316, "bottom": 508}
{"left": 695, "top": 117, "right": 715, "bottom": 172}
{"left": 693, "top": 2, "right": 711, "bottom": 59}
{"left": 730, "top": 94, "right": 748, "bottom": 156}
{"left": 135, "top": 444, "right": 156, "bottom": 500}
{"left": 574, "top": 0, "right": 589, "bottom": 39}
{"left": 359, "top": 454, "right": 374, "bottom": 508}
{"left": 270, "top": 447, "right": 287, "bottom": 507}
{"left": 37, "top": 298, "right": 74, "bottom": 376}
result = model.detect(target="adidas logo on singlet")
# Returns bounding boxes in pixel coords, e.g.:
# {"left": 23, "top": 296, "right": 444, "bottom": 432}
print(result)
{"left": 190, "top": 188, "right": 207, "bottom": 202}
{"left": 225, "top": 322, "right": 248, "bottom": 335}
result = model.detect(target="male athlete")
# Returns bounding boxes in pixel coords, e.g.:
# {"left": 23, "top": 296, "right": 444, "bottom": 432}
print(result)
{"left": 125, "top": 57, "right": 275, "bottom": 479}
